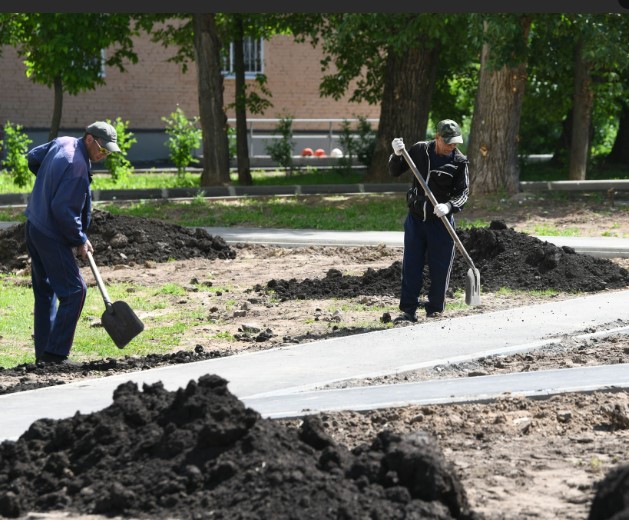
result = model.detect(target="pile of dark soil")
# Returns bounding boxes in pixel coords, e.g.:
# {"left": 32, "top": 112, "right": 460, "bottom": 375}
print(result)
{"left": 0, "top": 375, "right": 480, "bottom": 520}
{"left": 257, "top": 220, "right": 629, "bottom": 300}
{"left": 0, "top": 209, "right": 235, "bottom": 273}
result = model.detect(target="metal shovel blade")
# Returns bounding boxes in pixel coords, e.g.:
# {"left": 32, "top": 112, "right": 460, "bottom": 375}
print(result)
{"left": 465, "top": 268, "right": 481, "bottom": 306}
{"left": 101, "top": 300, "right": 145, "bottom": 349}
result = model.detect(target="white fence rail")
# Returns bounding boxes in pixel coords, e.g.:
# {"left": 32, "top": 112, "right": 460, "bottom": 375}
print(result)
{"left": 227, "top": 118, "right": 379, "bottom": 157}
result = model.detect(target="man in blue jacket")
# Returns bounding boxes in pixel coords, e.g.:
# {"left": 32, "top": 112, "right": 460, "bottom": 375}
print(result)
{"left": 388, "top": 119, "right": 470, "bottom": 322}
{"left": 24, "top": 121, "right": 120, "bottom": 364}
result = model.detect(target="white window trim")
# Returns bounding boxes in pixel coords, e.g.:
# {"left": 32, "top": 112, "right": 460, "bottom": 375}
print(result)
{"left": 222, "top": 38, "right": 264, "bottom": 79}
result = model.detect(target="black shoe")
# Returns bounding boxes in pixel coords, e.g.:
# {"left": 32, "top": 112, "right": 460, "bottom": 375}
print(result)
{"left": 393, "top": 312, "right": 417, "bottom": 323}
{"left": 39, "top": 352, "right": 79, "bottom": 366}
{"left": 426, "top": 311, "right": 443, "bottom": 318}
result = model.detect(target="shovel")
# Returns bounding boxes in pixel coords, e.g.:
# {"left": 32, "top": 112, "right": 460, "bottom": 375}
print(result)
{"left": 86, "top": 251, "right": 145, "bottom": 348}
{"left": 399, "top": 146, "right": 481, "bottom": 306}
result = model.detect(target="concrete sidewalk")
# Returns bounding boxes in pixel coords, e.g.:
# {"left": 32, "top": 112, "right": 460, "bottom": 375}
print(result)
{"left": 201, "top": 226, "right": 629, "bottom": 258}
{"left": 1, "top": 289, "right": 627, "bottom": 442}
{"left": 244, "top": 363, "right": 629, "bottom": 419}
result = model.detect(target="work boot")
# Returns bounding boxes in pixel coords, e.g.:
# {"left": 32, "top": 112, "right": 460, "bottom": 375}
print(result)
{"left": 39, "top": 352, "right": 80, "bottom": 367}
{"left": 393, "top": 312, "right": 417, "bottom": 324}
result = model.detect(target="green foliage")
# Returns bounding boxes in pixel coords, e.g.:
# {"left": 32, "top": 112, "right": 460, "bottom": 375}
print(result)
{"left": 337, "top": 120, "right": 355, "bottom": 174}
{"left": 0, "top": 121, "right": 33, "bottom": 188}
{"left": 225, "top": 73, "right": 273, "bottom": 116}
{"left": 103, "top": 117, "right": 136, "bottom": 183}
{"left": 3, "top": 13, "right": 138, "bottom": 94}
{"left": 162, "top": 106, "right": 202, "bottom": 179}
{"left": 227, "top": 125, "right": 237, "bottom": 160}
{"left": 337, "top": 116, "right": 376, "bottom": 173}
{"left": 265, "top": 116, "right": 295, "bottom": 175}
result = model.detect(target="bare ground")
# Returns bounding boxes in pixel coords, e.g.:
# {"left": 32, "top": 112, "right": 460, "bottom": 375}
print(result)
{"left": 0, "top": 193, "right": 628, "bottom": 519}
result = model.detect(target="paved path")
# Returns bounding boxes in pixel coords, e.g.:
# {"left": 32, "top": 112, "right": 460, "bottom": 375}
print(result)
{"left": 201, "top": 226, "right": 629, "bottom": 258}
{"left": 1, "top": 289, "right": 628, "bottom": 442}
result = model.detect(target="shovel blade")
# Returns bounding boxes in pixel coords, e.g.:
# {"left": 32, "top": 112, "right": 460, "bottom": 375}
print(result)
{"left": 465, "top": 268, "right": 481, "bottom": 306}
{"left": 101, "top": 300, "right": 145, "bottom": 349}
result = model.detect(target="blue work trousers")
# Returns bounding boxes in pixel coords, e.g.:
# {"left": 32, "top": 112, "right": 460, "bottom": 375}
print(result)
{"left": 25, "top": 221, "right": 86, "bottom": 359}
{"left": 399, "top": 212, "right": 455, "bottom": 316}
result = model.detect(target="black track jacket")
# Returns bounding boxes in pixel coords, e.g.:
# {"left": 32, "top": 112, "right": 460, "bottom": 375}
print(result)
{"left": 388, "top": 140, "right": 469, "bottom": 221}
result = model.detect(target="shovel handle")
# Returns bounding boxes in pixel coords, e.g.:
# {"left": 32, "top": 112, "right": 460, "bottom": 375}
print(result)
{"left": 86, "top": 251, "right": 113, "bottom": 307}
{"left": 399, "top": 147, "right": 477, "bottom": 271}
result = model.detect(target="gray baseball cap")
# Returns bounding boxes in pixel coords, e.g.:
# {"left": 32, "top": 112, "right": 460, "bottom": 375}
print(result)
{"left": 85, "top": 121, "right": 121, "bottom": 153}
{"left": 436, "top": 119, "right": 463, "bottom": 145}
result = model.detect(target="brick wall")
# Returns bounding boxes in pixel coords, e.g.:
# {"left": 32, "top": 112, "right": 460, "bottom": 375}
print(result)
{"left": 0, "top": 33, "right": 380, "bottom": 133}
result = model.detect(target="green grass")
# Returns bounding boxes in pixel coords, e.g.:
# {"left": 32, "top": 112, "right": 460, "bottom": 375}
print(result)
{"left": 102, "top": 193, "right": 409, "bottom": 231}
{"left": 525, "top": 225, "right": 581, "bottom": 237}
{"left": 0, "top": 168, "right": 365, "bottom": 194}
{"left": 0, "top": 277, "right": 212, "bottom": 368}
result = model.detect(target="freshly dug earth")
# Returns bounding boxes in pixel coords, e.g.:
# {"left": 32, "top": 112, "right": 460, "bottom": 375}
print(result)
{"left": 0, "top": 205, "right": 628, "bottom": 520}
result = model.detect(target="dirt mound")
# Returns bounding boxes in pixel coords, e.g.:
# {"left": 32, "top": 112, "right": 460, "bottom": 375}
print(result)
{"left": 0, "top": 375, "right": 480, "bottom": 520}
{"left": 587, "top": 463, "right": 629, "bottom": 520}
{"left": 0, "top": 209, "right": 236, "bottom": 273}
{"left": 257, "top": 221, "right": 629, "bottom": 300}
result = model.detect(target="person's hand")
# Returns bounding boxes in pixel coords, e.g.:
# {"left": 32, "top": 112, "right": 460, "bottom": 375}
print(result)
{"left": 76, "top": 239, "right": 94, "bottom": 261}
{"left": 434, "top": 203, "right": 451, "bottom": 218}
{"left": 391, "top": 138, "right": 404, "bottom": 156}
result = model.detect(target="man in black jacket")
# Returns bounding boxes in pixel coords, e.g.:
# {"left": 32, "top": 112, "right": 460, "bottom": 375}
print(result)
{"left": 388, "top": 119, "right": 470, "bottom": 321}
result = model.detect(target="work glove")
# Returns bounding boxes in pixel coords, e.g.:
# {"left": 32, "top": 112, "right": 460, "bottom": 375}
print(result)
{"left": 391, "top": 138, "right": 404, "bottom": 156}
{"left": 434, "top": 202, "right": 451, "bottom": 218}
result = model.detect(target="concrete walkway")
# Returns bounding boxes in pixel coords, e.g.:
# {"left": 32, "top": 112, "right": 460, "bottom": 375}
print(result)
{"left": 1, "top": 289, "right": 628, "bottom": 442}
{"left": 244, "top": 363, "right": 629, "bottom": 419}
{"left": 202, "top": 226, "right": 629, "bottom": 258}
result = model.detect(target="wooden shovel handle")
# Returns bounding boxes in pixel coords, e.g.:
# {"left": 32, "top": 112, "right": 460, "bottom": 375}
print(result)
{"left": 86, "top": 251, "right": 113, "bottom": 307}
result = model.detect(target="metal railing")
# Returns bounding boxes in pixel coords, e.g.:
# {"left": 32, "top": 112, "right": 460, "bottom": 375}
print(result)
{"left": 227, "top": 117, "right": 379, "bottom": 157}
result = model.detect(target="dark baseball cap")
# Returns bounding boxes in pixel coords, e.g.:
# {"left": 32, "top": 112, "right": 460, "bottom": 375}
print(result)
{"left": 85, "top": 121, "right": 121, "bottom": 153}
{"left": 436, "top": 119, "right": 463, "bottom": 145}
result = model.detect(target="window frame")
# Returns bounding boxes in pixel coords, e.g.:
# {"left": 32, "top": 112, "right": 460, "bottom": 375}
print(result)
{"left": 222, "top": 37, "right": 264, "bottom": 79}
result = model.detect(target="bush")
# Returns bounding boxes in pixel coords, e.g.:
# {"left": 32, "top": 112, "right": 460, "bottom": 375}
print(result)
{"left": 162, "top": 106, "right": 202, "bottom": 179}
{"left": 265, "top": 116, "right": 295, "bottom": 175}
{"left": 337, "top": 116, "right": 376, "bottom": 174}
{"left": 0, "top": 121, "right": 33, "bottom": 188}
{"left": 227, "top": 125, "right": 237, "bottom": 161}
{"left": 104, "top": 117, "right": 136, "bottom": 184}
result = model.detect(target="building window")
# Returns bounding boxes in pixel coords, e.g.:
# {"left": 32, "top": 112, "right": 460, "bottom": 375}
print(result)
{"left": 222, "top": 38, "right": 263, "bottom": 78}
{"left": 97, "top": 49, "right": 106, "bottom": 78}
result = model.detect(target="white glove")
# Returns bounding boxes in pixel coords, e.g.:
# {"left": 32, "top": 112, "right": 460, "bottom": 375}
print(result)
{"left": 434, "top": 202, "right": 451, "bottom": 218}
{"left": 391, "top": 138, "right": 404, "bottom": 156}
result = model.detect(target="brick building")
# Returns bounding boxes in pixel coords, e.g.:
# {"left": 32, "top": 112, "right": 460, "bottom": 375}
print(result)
{"left": 0, "top": 32, "right": 380, "bottom": 162}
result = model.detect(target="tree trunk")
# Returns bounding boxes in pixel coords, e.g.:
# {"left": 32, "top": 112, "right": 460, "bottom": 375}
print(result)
{"left": 568, "top": 38, "right": 593, "bottom": 181}
{"left": 468, "top": 20, "right": 530, "bottom": 195}
{"left": 193, "top": 13, "right": 230, "bottom": 187}
{"left": 607, "top": 104, "right": 629, "bottom": 164}
{"left": 49, "top": 75, "right": 63, "bottom": 140}
{"left": 233, "top": 16, "right": 252, "bottom": 185}
{"left": 365, "top": 43, "right": 439, "bottom": 183}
